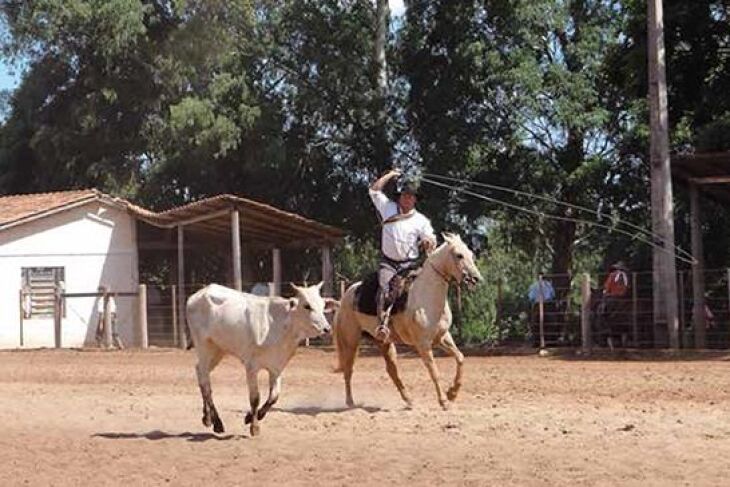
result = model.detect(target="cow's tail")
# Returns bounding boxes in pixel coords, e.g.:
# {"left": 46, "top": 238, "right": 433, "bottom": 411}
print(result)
{"left": 333, "top": 283, "right": 362, "bottom": 375}
{"left": 184, "top": 286, "right": 212, "bottom": 351}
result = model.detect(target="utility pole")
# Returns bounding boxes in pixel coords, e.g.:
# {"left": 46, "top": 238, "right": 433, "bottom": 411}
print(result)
{"left": 648, "top": 0, "right": 679, "bottom": 349}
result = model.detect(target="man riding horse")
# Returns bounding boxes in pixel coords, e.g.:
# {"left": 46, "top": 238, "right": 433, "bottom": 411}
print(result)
{"left": 369, "top": 169, "right": 437, "bottom": 342}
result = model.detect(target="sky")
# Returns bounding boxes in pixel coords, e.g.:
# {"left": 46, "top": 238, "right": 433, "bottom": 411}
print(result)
{"left": 0, "top": 0, "right": 407, "bottom": 93}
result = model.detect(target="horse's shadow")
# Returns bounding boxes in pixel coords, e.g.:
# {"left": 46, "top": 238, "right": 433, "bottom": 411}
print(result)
{"left": 273, "top": 404, "right": 383, "bottom": 417}
{"left": 93, "top": 430, "right": 238, "bottom": 442}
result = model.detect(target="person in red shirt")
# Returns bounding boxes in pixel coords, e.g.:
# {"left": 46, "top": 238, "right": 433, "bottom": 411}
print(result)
{"left": 603, "top": 261, "right": 629, "bottom": 298}
{"left": 595, "top": 261, "right": 630, "bottom": 349}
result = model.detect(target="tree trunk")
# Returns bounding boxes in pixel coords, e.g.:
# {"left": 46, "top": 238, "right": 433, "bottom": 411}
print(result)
{"left": 373, "top": 0, "right": 391, "bottom": 171}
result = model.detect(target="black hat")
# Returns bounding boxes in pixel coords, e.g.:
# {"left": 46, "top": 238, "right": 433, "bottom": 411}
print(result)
{"left": 396, "top": 176, "right": 420, "bottom": 196}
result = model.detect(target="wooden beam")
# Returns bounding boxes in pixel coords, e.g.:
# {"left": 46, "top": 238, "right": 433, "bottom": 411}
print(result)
{"left": 231, "top": 209, "right": 242, "bottom": 291}
{"left": 690, "top": 183, "right": 706, "bottom": 348}
{"left": 272, "top": 248, "right": 282, "bottom": 296}
{"left": 688, "top": 176, "right": 730, "bottom": 185}
{"left": 321, "top": 245, "right": 333, "bottom": 296}
{"left": 177, "top": 225, "right": 187, "bottom": 348}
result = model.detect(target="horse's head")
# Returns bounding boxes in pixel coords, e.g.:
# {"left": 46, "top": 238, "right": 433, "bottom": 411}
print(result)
{"left": 433, "top": 232, "right": 483, "bottom": 289}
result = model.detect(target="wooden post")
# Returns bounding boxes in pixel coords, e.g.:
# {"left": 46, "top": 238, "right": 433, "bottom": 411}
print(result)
{"left": 649, "top": 0, "right": 680, "bottom": 349}
{"left": 137, "top": 284, "right": 148, "bottom": 349}
{"left": 171, "top": 285, "right": 178, "bottom": 347}
{"left": 679, "top": 271, "right": 686, "bottom": 347}
{"left": 690, "top": 183, "right": 706, "bottom": 349}
{"left": 727, "top": 268, "right": 730, "bottom": 343}
{"left": 495, "top": 277, "right": 502, "bottom": 334}
{"left": 103, "top": 291, "right": 112, "bottom": 349}
{"left": 538, "top": 275, "right": 546, "bottom": 349}
{"left": 340, "top": 280, "right": 346, "bottom": 299}
{"left": 231, "top": 209, "right": 243, "bottom": 292}
{"left": 631, "top": 272, "right": 638, "bottom": 347}
{"left": 177, "top": 225, "right": 187, "bottom": 349}
{"left": 272, "top": 248, "right": 282, "bottom": 296}
{"left": 54, "top": 285, "right": 62, "bottom": 349}
{"left": 321, "top": 245, "right": 333, "bottom": 296}
{"left": 18, "top": 289, "right": 24, "bottom": 347}
{"left": 581, "top": 273, "right": 591, "bottom": 353}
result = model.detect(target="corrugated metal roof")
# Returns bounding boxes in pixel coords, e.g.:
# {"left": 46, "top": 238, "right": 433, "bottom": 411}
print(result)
{"left": 672, "top": 151, "right": 730, "bottom": 204}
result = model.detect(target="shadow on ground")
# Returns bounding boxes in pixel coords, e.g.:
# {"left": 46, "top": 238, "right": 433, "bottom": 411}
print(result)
{"left": 93, "top": 430, "right": 239, "bottom": 442}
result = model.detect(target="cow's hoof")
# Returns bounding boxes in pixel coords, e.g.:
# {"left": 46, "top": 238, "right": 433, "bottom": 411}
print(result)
{"left": 250, "top": 424, "right": 260, "bottom": 437}
{"left": 244, "top": 412, "right": 253, "bottom": 425}
{"left": 213, "top": 418, "right": 225, "bottom": 434}
{"left": 439, "top": 400, "right": 450, "bottom": 411}
{"left": 447, "top": 387, "right": 459, "bottom": 402}
{"left": 346, "top": 398, "right": 355, "bottom": 408}
{"left": 202, "top": 415, "right": 211, "bottom": 427}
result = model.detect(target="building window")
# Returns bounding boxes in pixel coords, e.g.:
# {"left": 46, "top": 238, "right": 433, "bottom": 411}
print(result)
{"left": 21, "top": 267, "right": 65, "bottom": 319}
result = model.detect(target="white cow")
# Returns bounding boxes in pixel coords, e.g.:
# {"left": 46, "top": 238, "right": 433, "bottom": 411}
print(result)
{"left": 186, "top": 282, "right": 336, "bottom": 436}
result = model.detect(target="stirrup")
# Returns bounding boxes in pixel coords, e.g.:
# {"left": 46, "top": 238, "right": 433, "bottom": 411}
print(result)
{"left": 375, "top": 324, "right": 391, "bottom": 342}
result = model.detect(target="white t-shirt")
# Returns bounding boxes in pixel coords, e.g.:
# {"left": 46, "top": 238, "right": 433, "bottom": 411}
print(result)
{"left": 97, "top": 295, "right": 117, "bottom": 314}
{"left": 369, "top": 189, "right": 435, "bottom": 261}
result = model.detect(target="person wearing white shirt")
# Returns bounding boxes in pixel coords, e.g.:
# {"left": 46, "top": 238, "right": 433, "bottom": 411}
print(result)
{"left": 369, "top": 169, "right": 436, "bottom": 341}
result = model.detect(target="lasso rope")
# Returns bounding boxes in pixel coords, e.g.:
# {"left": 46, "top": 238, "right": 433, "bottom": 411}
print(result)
{"left": 420, "top": 174, "right": 695, "bottom": 265}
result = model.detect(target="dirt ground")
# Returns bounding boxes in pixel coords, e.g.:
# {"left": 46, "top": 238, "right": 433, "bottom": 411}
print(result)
{"left": 1, "top": 346, "right": 730, "bottom": 486}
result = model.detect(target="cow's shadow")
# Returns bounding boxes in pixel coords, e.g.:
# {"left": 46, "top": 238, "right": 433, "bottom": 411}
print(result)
{"left": 273, "top": 405, "right": 383, "bottom": 416}
{"left": 93, "top": 430, "right": 238, "bottom": 442}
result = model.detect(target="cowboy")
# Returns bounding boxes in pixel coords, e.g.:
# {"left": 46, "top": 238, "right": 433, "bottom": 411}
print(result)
{"left": 369, "top": 169, "right": 436, "bottom": 341}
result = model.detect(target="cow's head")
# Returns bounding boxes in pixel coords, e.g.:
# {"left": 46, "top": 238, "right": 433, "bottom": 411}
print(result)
{"left": 289, "top": 282, "right": 337, "bottom": 338}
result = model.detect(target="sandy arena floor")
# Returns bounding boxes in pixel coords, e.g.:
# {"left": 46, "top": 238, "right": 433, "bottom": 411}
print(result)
{"left": 1, "top": 346, "right": 729, "bottom": 486}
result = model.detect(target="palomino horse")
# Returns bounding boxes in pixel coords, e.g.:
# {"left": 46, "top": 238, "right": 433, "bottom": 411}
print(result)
{"left": 333, "top": 233, "right": 483, "bottom": 410}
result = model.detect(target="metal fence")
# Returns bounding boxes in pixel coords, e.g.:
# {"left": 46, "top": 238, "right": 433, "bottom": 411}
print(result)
{"left": 495, "top": 268, "right": 730, "bottom": 350}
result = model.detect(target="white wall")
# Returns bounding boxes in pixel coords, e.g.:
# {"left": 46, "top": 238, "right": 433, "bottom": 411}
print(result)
{"left": 0, "top": 202, "right": 139, "bottom": 348}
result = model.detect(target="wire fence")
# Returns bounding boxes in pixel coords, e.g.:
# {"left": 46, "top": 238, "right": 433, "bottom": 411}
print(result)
{"left": 18, "top": 269, "right": 730, "bottom": 350}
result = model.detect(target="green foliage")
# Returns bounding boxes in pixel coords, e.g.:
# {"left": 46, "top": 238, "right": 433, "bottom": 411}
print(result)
{"left": 697, "top": 114, "right": 730, "bottom": 152}
{"left": 334, "top": 238, "right": 380, "bottom": 282}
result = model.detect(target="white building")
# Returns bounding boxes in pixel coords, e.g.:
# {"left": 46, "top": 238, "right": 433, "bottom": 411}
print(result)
{"left": 0, "top": 189, "right": 344, "bottom": 349}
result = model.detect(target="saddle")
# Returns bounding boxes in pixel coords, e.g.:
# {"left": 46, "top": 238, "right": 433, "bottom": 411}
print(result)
{"left": 354, "top": 268, "right": 420, "bottom": 317}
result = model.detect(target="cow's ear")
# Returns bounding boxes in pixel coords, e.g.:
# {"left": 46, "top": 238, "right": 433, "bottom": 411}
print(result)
{"left": 288, "top": 298, "right": 298, "bottom": 310}
{"left": 315, "top": 281, "right": 324, "bottom": 291}
{"left": 290, "top": 282, "right": 301, "bottom": 294}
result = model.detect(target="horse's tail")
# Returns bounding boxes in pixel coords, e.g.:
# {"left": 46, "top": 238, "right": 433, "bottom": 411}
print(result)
{"left": 333, "top": 283, "right": 362, "bottom": 374}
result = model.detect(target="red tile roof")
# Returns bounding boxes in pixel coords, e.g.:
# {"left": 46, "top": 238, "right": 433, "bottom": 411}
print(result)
{"left": 0, "top": 189, "right": 99, "bottom": 227}
{"left": 0, "top": 189, "right": 345, "bottom": 243}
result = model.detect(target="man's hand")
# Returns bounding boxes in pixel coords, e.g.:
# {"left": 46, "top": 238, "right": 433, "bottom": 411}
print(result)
{"left": 420, "top": 236, "right": 437, "bottom": 255}
{"left": 371, "top": 168, "right": 402, "bottom": 191}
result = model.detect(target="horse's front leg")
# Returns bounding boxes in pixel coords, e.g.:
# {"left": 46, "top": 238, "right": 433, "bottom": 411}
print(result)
{"left": 437, "top": 331, "right": 464, "bottom": 401}
{"left": 416, "top": 346, "right": 448, "bottom": 410}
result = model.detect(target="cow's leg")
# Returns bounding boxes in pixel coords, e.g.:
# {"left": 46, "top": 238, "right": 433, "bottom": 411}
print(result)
{"left": 437, "top": 331, "right": 464, "bottom": 402}
{"left": 195, "top": 343, "right": 225, "bottom": 433}
{"left": 245, "top": 367, "right": 261, "bottom": 436}
{"left": 378, "top": 342, "right": 412, "bottom": 408}
{"left": 246, "top": 371, "right": 282, "bottom": 423}
{"left": 417, "top": 346, "right": 448, "bottom": 410}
